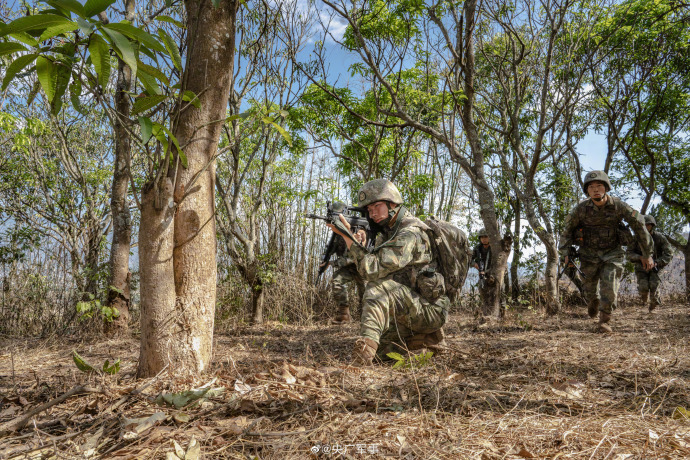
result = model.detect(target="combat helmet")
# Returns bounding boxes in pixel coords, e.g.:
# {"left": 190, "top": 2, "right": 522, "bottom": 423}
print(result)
{"left": 644, "top": 215, "right": 656, "bottom": 227}
{"left": 477, "top": 228, "right": 489, "bottom": 237}
{"left": 357, "top": 179, "right": 403, "bottom": 207}
{"left": 582, "top": 170, "right": 611, "bottom": 193}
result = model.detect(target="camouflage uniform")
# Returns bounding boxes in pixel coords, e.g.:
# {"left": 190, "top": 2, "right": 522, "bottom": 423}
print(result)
{"left": 331, "top": 253, "right": 365, "bottom": 312}
{"left": 626, "top": 216, "right": 673, "bottom": 310}
{"left": 560, "top": 171, "right": 653, "bottom": 326}
{"left": 349, "top": 210, "right": 449, "bottom": 358}
{"left": 472, "top": 244, "right": 492, "bottom": 272}
{"left": 346, "top": 179, "right": 449, "bottom": 361}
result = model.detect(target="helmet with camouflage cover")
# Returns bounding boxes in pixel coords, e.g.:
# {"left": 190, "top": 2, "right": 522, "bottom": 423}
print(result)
{"left": 582, "top": 170, "right": 611, "bottom": 194}
{"left": 477, "top": 228, "right": 489, "bottom": 237}
{"left": 357, "top": 179, "right": 403, "bottom": 207}
{"left": 644, "top": 215, "right": 656, "bottom": 227}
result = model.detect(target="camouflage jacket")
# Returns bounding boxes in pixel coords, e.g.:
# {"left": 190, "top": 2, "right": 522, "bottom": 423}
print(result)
{"left": 472, "top": 244, "right": 491, "bottom": 270}
{"left": 559, "top": 195, "right": 652, "bottom": 259}
{"left": 348, "top": 209, "right": 432, "bottom": 284}
{"left": 626, "top": 230, "right": 673, "bottom": 268}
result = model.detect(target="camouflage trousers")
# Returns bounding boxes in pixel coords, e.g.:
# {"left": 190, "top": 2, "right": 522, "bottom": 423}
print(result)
{"left": 332, "top": 264, "right": 365, "bottom": 308}
{"left": 635, "top": 269, "right": 662, "bottom": 306}
{"left": 359, "top": 278, "right": 449, "bottom": 358}
{"left": 580, "top": 249, "right": 624, "bottom": 315}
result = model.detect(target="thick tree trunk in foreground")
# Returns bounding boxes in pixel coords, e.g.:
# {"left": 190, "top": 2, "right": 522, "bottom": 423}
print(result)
{"left": 138, "top": 0, "right": 238, "bottom": 378}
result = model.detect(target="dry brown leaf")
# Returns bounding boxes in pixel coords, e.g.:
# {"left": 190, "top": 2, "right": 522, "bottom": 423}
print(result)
{"left": 216, "top": 416, "right": 252, "bottom": 434}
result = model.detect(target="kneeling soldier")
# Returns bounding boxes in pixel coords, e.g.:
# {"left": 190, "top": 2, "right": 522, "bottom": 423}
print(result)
{"left": 328, "top": 179, "right": 449, "bottom": 365}
{"left": 559, "top": 171, "right": 653, "bottom": 332}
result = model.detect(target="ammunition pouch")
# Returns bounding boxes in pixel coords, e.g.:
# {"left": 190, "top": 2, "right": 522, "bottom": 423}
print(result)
{"left": 583, "top": 226, "right": 619, "bottom": 250}
{"left": 416, "top": 269, "right": 446, "bottom": 303}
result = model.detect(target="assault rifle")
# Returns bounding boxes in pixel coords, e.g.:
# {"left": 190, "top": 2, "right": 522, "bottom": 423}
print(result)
{"left": 477, "top": 260, "right": 487, "bottom": 290}
{"left": 558, "top": 246, "right": 585, "bottom": 280}
{"left": 307, "top": 201, "right": 370, "bottom": 285}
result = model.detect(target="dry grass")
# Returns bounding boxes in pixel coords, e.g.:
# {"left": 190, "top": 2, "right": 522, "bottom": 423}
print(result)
{"left": 1, "top": 297, "right": 689, "bottom": 459}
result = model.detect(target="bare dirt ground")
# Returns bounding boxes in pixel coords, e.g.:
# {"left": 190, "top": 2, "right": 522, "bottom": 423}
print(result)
{"left": 1, "top": 299, "right": 689, "bottom": 459}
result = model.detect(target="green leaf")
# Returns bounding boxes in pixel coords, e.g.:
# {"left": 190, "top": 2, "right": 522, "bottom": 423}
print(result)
{"left": 138, "top": 116, "right": 153, "bottom": 144}
{"left": 159, "top": 124, "right": 187, "bottom": 168}
{"left": 72, "top": 351, "right": 96, "bottom": 373}
{"left": 131, "top": 94, "right": 167, "bottom": 116}
{"left": 137, "top": 59, "right": 169, "bottom": 84}
{"left": 156, "top": 15, "right": 184, "bottom": 29}
{"left": 0, "top": 42, "right": 27, "bottom": 57}
{"left": 102, "top": 358, "right": 120, "bottom": 374}
{"left": 51, "top": 61, "right": 72, "bottom": 114}
{"left": 83, "top": 0, "right": 116, "bottom": 17}
{"left": 39, "top": 21, "right": 78, "bottom": 43}
{"left": 2, "top": 53, "right": 38, "bottom": 91}
{"left": 672, "top": 406, "right": 690, "bottom": 420}
{"left": 182, "top": 90, "right": 200, "bottom": 108}
{"left": 0, "top": 14, "right": 74, "bottom": 37}
{"left": 101, "top": 27, "right": 137, "bottom": 78}
{"left": 103, "top": 23, "right": 165, "bottom": 52}
{"left": 157, "top": 28, "right": 181, "bottom": 71}
{"left": 46, "top": 0, "right": 86, "bottom": 17}
{"left": 70, "top": 77, "right": 84, "bottom": 113}
{"left": 9, "top": 32, "right": 39, "bottom": 47}
{"left": 261, "top": 117, "right": 292, "bottom": 147}
{"left": 137, "top": 70, "right": 161, "bottom": 95}
{"left": 386, "top": 352, "right": 405, "bottom": 362}
{"left": 88, "top": 34, "right": 111, "bottom": 89}
{"left": 27, "top": 79, "right": 41, "bottom": 105}
{"left": 76, "top": 17, "right": 95, "bottom": 36}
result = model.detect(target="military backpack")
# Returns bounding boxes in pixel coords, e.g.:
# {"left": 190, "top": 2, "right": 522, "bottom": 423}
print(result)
{"left": 424, "top": 216, "right": 472, "bottom": 301}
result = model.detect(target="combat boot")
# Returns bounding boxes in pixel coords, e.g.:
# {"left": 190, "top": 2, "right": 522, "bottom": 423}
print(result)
{"left": 407, "top": 329, "right": 447, "bottom": 353}
{"left": 597, "top": 312, "right": 612, "bottom": 333}
{"left": 648, "top": 290, "right": 659, "bottom": 312}
{"left": 587, "top": 299, "right": 599, "bottom": 319}
{"left": 331, "top": 305, "right": 351, "bottom": 324}
{"left": 640, "top": 291, "right": 649, "bottom": 307}
{"left": 352, "top": 337, "right": 377, "bottom": 366}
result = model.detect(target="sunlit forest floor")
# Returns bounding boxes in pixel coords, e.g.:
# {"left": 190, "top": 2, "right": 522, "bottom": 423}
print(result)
{"left": 1, "top": 298, "right": 689, "bottom": 459}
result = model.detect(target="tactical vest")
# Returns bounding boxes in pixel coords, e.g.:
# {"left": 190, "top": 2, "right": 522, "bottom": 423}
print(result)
{"left": 575, "top": 197, "right": 625, "bottom": 250}
{"left": 374, "top": 213, "right": 436, "bottom": 292}
{"left": 651, "top": 232, "right": 666, "bottom": 261}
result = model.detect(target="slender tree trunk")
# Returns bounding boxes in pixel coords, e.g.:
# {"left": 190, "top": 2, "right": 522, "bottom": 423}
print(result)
{"left": 683, "top": 241, "right": 690, "bottom": 303}
{"left": 84, "top": 223, "right": 102, "bottom": 298}
{"left": 138, "top": 0, "right": 238, "bottom": 378}
{"left": 106, "top": 0, "right": 135, "bottom": 333}
{"left": 511, "top": 202, "right": 521, "bottom": 302}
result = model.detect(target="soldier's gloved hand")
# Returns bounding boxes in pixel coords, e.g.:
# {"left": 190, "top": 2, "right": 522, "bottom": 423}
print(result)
{"left": 641, "top": 256, "right": 654, "bottom": 271}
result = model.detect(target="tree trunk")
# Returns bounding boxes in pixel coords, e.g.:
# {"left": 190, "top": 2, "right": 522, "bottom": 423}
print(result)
{"left": 137, "top": 179, "right": 177, "bottom": 376}
{"left": 106, "top": 0, "right": 134, "bottom": 332}
{"left": 251, "top": 285, "right": 264, "bottom": 325}
{"left": 137, "top": 0, "right": 238, "bottom": 378}
{"left": 544, "top": 241, "right": 560, "bottom": 314}
{"left": 511, "top": 203, "right": 521, "bottom": 302}
{"left": 683, "top": 241, "right": 690, "bottom": 303}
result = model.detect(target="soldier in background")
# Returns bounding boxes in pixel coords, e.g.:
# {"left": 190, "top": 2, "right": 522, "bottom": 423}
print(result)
{"left": 326, "top": 235, "right": 365, "bottom": 324}
{"left": 626, "top": 215, "right": 673, "bottom": 312}
{"left": 472, "top": 228, "right": 491, "bottom": 281}
{"left": 560, "top": 171, "right": 653, "bottom": 333}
